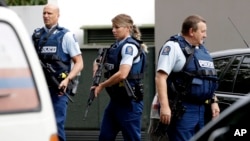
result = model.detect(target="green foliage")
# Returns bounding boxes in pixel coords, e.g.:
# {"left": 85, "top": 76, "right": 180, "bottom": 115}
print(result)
{"left": 5, "top": 0, "right": 47, "bottom": 5}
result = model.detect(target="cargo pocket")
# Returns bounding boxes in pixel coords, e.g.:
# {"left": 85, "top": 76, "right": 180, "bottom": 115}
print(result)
{"left": 191, "top": 78, "right": 203, "bottom": 97}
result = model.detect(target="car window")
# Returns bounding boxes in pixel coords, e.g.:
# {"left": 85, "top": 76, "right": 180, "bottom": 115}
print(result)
{"left": 0, "top": 21, "right": 40, "bottom": 114}
{"left": 215, "top": 54, "right": 250, "bottom": 95}
{"left": 234, "top": 55, "right": 250, "bottom": 94}
{"left": 214, "top": 57, "right": 231, "bottom": 78}
{"left": 214, "top": 56, "right": 237, "bottom": 93}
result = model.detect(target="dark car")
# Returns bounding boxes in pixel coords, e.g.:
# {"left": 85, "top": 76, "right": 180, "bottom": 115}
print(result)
{"left": 190, "top": 91, "right": 250, "bottom": 141}
{"left": 211, "top": 48, "right": 250, "bottom": 108}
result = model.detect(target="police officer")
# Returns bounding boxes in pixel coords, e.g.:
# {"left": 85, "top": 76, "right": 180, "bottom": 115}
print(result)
{"left": 92, "top": 14, "right": 147, "bottom": 141}
{"left": 155, "top": 15, "right": 220, "bottom": 141}
{"left": 32, "top": 4, "right": 83, "bottom": 141}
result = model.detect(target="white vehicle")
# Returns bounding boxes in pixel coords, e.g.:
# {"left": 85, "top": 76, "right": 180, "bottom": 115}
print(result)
{"left": 0, "top": 3, "right": 58, "bottom": 141}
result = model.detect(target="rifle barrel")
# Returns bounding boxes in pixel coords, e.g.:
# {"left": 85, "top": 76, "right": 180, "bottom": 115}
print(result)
{"left": 83, "top": 89, "right": 95, "bottom": 120}
{"left": 83, "top": 48, "right": 108, "bottom": 120}
{"left": 83, "top": 105, "right": 90, "bottom": 120}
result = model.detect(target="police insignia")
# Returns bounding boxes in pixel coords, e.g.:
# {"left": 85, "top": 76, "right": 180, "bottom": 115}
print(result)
{"left": 125, "top": 46, "right": 133, "bottom": 55}
{"left": 162, "top": 46, "right": 171, "bottom": 55}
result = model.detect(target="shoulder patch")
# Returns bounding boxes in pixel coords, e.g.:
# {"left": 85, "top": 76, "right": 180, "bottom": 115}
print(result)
{"left": 161, "top": 46, "right": 171, "bottom": 55}
{"left": 125, "top": 46, "right": 133, "bottom": 55}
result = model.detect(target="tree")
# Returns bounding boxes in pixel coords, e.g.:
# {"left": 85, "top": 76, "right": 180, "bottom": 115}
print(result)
{"left": 6, "top": 0, "right": 47, "bottom": 5}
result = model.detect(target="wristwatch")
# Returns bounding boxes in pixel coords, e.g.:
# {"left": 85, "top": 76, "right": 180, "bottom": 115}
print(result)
{"left": 210, "top": 98, "right": 219, "bottom": 104}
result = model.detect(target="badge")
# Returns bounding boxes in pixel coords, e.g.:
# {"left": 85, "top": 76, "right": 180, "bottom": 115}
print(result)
{"left": 162, "top": 46, "right": 171, "bottom": 55}
{"left": 125, "top": 46, "right": 133, "bottom": 55}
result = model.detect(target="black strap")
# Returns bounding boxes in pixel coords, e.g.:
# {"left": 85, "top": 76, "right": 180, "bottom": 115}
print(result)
{"left": 183, "top": 48, "right": 195, "bottom": 69}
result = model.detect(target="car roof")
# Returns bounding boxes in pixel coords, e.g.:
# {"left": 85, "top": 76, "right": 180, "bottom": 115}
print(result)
{"left": 210, "top": 48, "right": 250, "bottom": 58}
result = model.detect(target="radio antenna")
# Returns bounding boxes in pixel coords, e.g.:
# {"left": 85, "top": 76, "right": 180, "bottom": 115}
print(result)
{"left": 228, "top": 17, "right": 249, "bottom": 48}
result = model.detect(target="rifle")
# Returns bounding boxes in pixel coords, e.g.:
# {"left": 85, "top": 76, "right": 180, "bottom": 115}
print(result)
{"left": 152, "top": 83, "right": 186, "bottom": 138}
{"left": 83, "top": 48, "right": 108, "bottom": 120}
{"left": 40, "top": 60, "right": 74, "bottom": 102}
{"left": 169, "top": 82, "right": 186, "bottom": 120}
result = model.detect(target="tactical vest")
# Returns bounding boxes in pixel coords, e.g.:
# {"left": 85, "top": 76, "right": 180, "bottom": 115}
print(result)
{"left": 32, "top": 26, "right": 71, "bottom": 86}
{"left": 104, "top": 37, "right": 146, "bottom": 100}
{"left": 167, "top": 35, "right": 218, "bottom": 103}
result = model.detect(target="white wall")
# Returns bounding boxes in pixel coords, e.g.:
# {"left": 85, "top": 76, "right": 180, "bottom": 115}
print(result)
{"left": 10, "top": 6, "right": 43, "bottom": 35}
{"left": 10, "top": 0, "right": 155, "bottom": 47}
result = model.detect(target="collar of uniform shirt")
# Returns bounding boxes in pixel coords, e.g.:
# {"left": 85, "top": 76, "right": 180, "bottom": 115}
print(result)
{"left": 117, "top": 36, "right": 131, "bottom": 46}
{"left": 44, "top": 24, "right": 58, "bottom": 33}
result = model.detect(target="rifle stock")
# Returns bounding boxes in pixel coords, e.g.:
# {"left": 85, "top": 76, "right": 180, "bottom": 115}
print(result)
{"left": 83, "top": 48, "right": 108, "bottom": 120}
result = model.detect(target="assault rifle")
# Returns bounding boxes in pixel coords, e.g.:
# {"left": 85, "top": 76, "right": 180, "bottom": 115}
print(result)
{"left": 83, "top": 48, "right": 108, "bottom": 120}
{"left": 153, "top": 82, "right": 186, "bottom": 138}
{"left": 40, "top": 60, "right": 74, "bottom": 102}
{"left": 169, "top": 82, "right": 186, "bottom": 120}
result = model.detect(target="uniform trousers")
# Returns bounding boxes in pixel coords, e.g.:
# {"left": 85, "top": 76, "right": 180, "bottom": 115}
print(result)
{"left": 50, "top": 88, "right": 69, "bottom": 141}
{"left": 167, "top": 102, "right": 205, "bottom": 141}
{"left": 99, "top": 99, "right": 143, "bottom": 141}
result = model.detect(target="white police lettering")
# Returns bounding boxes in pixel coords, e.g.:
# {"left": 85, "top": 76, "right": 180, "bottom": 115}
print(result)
{"left": 234, "top": 129, "right": 247, "bottom": 136}
{"left": 198, "top": 60, "right": 214, "bottom": 68}
{"left": 41, "top": 46, "right": 57, "bottom": 53}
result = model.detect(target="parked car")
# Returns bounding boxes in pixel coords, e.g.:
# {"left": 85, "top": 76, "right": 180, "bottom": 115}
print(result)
{"left": 190, "top": 92, "right": 250, "bottom": 141}
{"left": 0, "top": 2, "right": 58, "bottom": 141}
{"left": 211, "top": 48, "right": 250, "bottom": 108}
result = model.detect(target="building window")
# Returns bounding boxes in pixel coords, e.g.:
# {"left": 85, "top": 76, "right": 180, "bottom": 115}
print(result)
{"left": 81, "top": 25, "right": 154, "bottom": 47}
